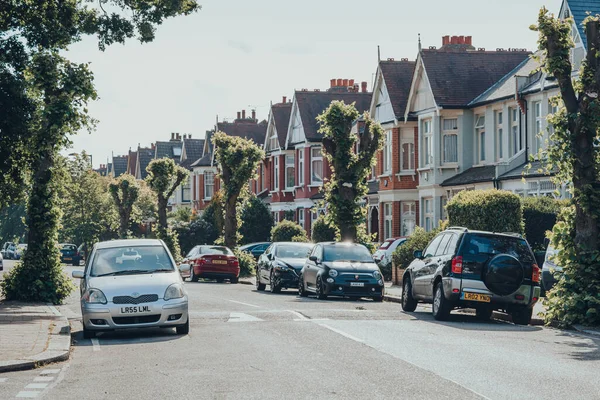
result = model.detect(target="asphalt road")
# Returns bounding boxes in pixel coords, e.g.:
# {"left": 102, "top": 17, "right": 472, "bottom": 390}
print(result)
{"left": 1, "top": 266, "right": 600, "bottom": 399}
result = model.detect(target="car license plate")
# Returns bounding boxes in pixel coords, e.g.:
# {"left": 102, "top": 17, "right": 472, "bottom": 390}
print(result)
{"left": 462, "top": 292, "right": 491, "bottom": 302}
{"left": 213, "top": 260, "right": 227, "bottom": 265}
{"left": 350, "top": 282, "right": 364, "bottom": 287}
{"left": 120, "top": 306, "right": 151, "bottom": 314}
{"left": 64, "top": 257, "right": 72, "bottom": 261}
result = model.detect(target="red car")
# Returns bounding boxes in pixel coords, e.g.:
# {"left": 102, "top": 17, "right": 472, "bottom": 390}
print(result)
{"left": 179, "top": 245, "right": 240, "bottom": 283}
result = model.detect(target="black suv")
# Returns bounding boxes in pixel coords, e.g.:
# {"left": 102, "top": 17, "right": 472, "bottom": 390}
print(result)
{"left": 401, "top": 227, "right": 541, "bottom": 325}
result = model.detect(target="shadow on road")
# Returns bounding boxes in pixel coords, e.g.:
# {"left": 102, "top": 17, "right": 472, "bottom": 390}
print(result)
{"left": 556, "top": 331, "right": 600, "bottom": 361}
{"left": 402, "top": 309, "right": 544, "bottom": 332}
{"left": 72, "top": 327, "right": 185, "bottom": 346}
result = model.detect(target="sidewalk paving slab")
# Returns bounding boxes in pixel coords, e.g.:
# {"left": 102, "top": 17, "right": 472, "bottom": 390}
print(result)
{"left": 0, "top": 301, "right": 71, "bottom": 373}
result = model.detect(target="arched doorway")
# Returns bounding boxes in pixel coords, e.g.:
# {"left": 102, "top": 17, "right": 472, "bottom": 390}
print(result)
{"left": 370, "top": 207, "right": 379, "bottom": 243}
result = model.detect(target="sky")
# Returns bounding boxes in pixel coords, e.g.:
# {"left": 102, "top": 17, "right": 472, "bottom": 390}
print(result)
{"left": 65, "top": 0, "right": 561, "bottom": 168}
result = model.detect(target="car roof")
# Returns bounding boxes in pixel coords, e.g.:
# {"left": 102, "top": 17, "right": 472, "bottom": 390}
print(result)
{"left": 318, "top": 242, "right": 365, "bottom": 247}
{"left": 446, "top": 228, "right": 524, "bottom": 239}
{"left": 240, "top": 242, "right": 270, "bottom": 248}
{"left": 95, "top": 239, "right": 164, "bottom": 249}
{"left": 274, "top": 242, "right": 313, "bottom": 245}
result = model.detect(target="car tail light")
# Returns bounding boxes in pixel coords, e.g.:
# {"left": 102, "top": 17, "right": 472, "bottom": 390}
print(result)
{"left": 196, "top": 258, "right": 206, "bottom": 266}
{"left": 451, "top": 256, "right": 463, "bottom": 274}
{"left": 532, "top": 263, "right": 540, "bottom": 283}
{"left": 229, "top": 258, "right": 239, "bottom": 267}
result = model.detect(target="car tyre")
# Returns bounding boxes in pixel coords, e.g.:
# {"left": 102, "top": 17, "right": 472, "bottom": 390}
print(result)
{"left": 231, "top": 277, "right": 239, "bottom": 284}
{"left": 511, "top": 307, "right": 533, "bottom": 325}
{"left": 315, "top": 275, "right": 327, "bottom": 300}
{"left": 401, "top": 279, "right": 418, "bottom": 312}
{"left": 270, "top": 271, "right": 281, "bottom": 293}
{"left": 476, "top": 307, "right": 493, "bottom": 321}
{"left": 256, "top": 275, "right": 266, "bottom": 291}
{"left": 298, "top": 275, "right": 308, "bottom": 297}
{"left": 82, "top": 326, "right": 95, "bottom": 340}
{"left": 176, "top": 318, "right": 190, "bottom": 335}
{"left": 432, "top": 282, "right": 452, "bottom": 321}
{"left": 216, "top": 278, "right": 224, "bottom": 283}
{"left": 189, "top": 267, "right": 199, "bottom": 283}
{"left": 72, "top": 260, "right": 79, "bottom": 266}
{"left": 373, "top": 295, "right": 384, "bottom": 302}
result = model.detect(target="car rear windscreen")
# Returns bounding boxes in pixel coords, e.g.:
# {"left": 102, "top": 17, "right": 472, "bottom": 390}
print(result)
{"left": 463, "top": 234, "right": 534, "bottom": 263}
{"left": 199, "top": 246, "right": 233, "bottom": 256}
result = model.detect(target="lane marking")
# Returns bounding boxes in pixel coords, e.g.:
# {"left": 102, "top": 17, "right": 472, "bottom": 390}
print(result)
{"left": 39, "top": 369, "right": 60, "bottom": 375}
{"left": 16, "top": 392, "right": 39, "bottom": 398}
{"left": 39, "top": 364, "right": 70, "bottom": 398}
{"left": 296, "top": 318, "right": 330, "bottom": 321}
{"left": 318, "top": 323, "right": 364, "bottom": 343}
{"left": 33, "top": 377, "right": 53, "bottom": 382}
{"left": 227, "top": 312, "right": 264, "bottom": 323}
{"left": 25, "top": 383, "right": 48, "bottom": 389}
{"left": 287, "top": 310, "right": 308, "bottom": 320}
{"left": 91, "top": 338, "right": 101, "bottom": 352}
{"left": 228, "top": 300, "right": 261, "bottom": 308}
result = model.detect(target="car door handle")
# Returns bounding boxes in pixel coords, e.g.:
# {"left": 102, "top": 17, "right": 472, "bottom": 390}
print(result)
{"left": 437, "top": 259, "right": 442, "bottom": 263}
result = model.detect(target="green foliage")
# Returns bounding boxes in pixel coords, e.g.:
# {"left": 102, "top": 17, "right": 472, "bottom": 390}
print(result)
{"left": 271, "top": 220, "right": 307, "bottom": 242}
{"left": 282, "top": 210, "right": 295, "bottom": 221}
{"left": 239, "top": 196, "right": 273, "bottom": 245}
{"left": 0, "top": 203, "right": 27, "bottom": 244}
{"left": 318, "top": 101, "right": 384, "bottom": 242}
{"left": 176, "top": 217, "right": 219, "bottom": 255}
{"left": 109, "top": 174, "right": 140, "bottom": 239}
{"left": 169, "top": 207, "right": 193, "bottom": 224}
{"left": 156, "top": 227, "right": 182, "bottom": 261}
{"left": 213, "top": 132, "right": 265, "bottom": 248}
{"left": 392, "top": 227, "right": 440, "bottom": 271}
{"left": 234, "top": 248, "right": 256, "bottom": 277}
{"left": 447, "top": 190, "right": 523, "bottom": 233}
{"left": 202, "top": 191, "right": 225, "bottom": 239}
{"left": 131, "top": 180, "right": 157, "bottom": 236}
{"left": 311, "top": 216, "right": 338, "bottom": 243}
{"left": 522, "top": 197, "right": 568, "bottom": 251}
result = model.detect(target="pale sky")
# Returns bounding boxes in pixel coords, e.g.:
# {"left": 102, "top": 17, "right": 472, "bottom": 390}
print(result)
{"left": 65, "top": 0, "right": 560, "bottom": 168}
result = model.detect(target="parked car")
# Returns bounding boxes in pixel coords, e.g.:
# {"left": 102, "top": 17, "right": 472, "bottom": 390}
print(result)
{"left": 178, "top": 245, "right": 240, "bottom": 283}
{"left": 71, "top": 239, "right": 189, "bottom": 339}
{"left": 401, "top": 227, "right": 541, "bottom": 325}
{"left": 373, "top": 237, "right": 407, "bottom": 266}
{"left": 541, "top": 243, "right": 562, "bottom": 295}
{"left": 0, "top": 251, "right": 3, "bottom": 271}
{"left": 5, "top": 243, "right": 17, "bottom": 260}
{"left": 299, "top": 242, "right": 385, "bottom": 301}
{"left": 1, "top": 242, "right": 15, "bottom": 259}
{"left": 256, "top": 242, "right": 314, "bottom": 293}
{"left": 13, "top": 244, "right": 27, "bottom": 260}
{"left": 239, "top": 242, "right": 271, "bottom": 261}
{"left": 60, "top": 243, "right": 83, "bottom": 266}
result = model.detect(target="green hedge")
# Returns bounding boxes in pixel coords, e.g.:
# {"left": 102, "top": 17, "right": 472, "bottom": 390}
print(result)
{"left": 234, "top": 248, "right": 256, "bottom": 277}
{"left": 446, "top": 189, "right": 523, "bottom": 233}
{"left": 522, "top": 196, "right": 568, "bottom": 251}
{"left": 271, "top": 220, "right": 308, "bottom": 242}
{"left": 311, "top": 216, "right": 337, "bottom": 243}
{"left": 392, "top": 227, "right": 439, "bottom": 270}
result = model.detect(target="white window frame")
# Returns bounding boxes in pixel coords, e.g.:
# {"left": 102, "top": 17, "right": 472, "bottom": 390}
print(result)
{"left": 298, "top": 150, "right": 304, "bottom": 186}
{"left": 511, "top": 107, "right": 521, "bottom": 156}
{"left": 285, "top": 154, "right": 295, "bottom": 189}
{"left": 181, "top": 180, "right": 191, "bottom": 203}
{"left": 298, "top": 209, "right": 305, "bottom": 229}
{"left": 475, "top": 115, "right": 485, "bottom": 163}
{"left": 273, "top": 212, "right": 280, "bottom": 223}
{"left": 496, "top": 111, "right": 504, "bottom": 161}
{"left": 422, "top": 119, "right": 433, "bottom": 167}
{"left": 204, "top": 171, "right": 214, "bottom": 200}
{"left": 442, "top": 118, "right": 458, "bottom": 164}
{"left": 268, "top": 133, "right": 279, "bottom": 151}
{"left": 274, "top": 156, "right": 280, "bottom": 191}
{"left": 534, "top": 101, "right": 543, "bottom": 154}
{"left": 401, "top": 202, "right": 416, "bottom": 236}
{"left": 311, "top": 147, "right": 323, "bottom": 185}
{"left": 383, "top": 130, "right": 392, "bottom": 174}
{"left": 400, "top": 129, "right": 415, "bottom": 172}
{"left": 383, "top": 203, "right": 393, "bottom": 239}
{"left": 424, "top": 198, "right": 433, "bottom": 232}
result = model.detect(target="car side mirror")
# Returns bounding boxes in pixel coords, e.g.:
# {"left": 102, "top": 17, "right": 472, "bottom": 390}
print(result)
{"left": 72, "top": 270, "right": 84, "bottom": 279}
{"left": 179, "top": 264, "right": 191, "bottom": 273}
{"left": 413, "top": 250, "right": 423, "bottom": 260}
{"left": 544, "top": 237, "right": 550, "bottom": 248}
{"left": 309, "top": 255, "right": 318, "bottom": 263}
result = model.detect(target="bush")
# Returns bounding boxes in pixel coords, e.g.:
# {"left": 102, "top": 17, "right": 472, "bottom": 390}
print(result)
{"left": 157, "top": 227, "right": 182, "bottom": 262}
{"left": 447, "top": 189, "right": 523, "bottom": 233}
{"left": 392, "top": 227, "right": 439, "bottom": 270}
{"left": 271, "top": 220, "right": 307, "bottom": 242}
{"left": 522, "top": 196, "right": 568, "bottom": 251}
{"left": 240, "top": 196, "right": 273, "bottom": 245}
{"left": 234, "top": 248, "right": 256, "bottom": 277}
{"left": 175, "top": 217, "right": 219, "bottom": 255}
{"left": 311, "top": 216, "right": 337, "bottom": 243}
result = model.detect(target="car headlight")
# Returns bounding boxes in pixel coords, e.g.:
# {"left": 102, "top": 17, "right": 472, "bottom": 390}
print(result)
{"left": 82, "top": 288, "right": 107, "bottom": 304}
{"left": 373, "top": 270, "right": 381, "bottom": 279}
{"left": 274, "top": 262, "right": 289, "bottom": 271}
{"left": 164, "top": 283, "right": 185, "bottom": 300}
{"left": 328, "top": 269, "right": 338, "bottom": 278}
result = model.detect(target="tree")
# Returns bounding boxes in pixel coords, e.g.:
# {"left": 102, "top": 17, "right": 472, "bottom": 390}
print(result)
{"left": 109, "top": 174, "right": 140, "bottom": 239}
{"left": 131, "top": 180, "right": 157, "bottom": 237}
{"left": 532, "top": 9, "right": 600, "bottom": 326}
{"left": 146, "top": 158, "right": 189, "bottom": 258}
{"left": 0, "top": 1, "right": 200, "bottom": 303}
{"left": 240, "top": 196, "right": 273, "bottom": 245}
{"left": 0, "top": 203, "right": 27, "bottom": 245}
{"left": 317, "top": 101, "right": 384, "bottom": 242}
{"left": 271, "top": 220, "right": 309, "bottom": 242}
{"left": 311, "top": 216, "right": 338, "bottom": 243}
{"left": 213, "top": 132, "right": 265, "bottom": 249}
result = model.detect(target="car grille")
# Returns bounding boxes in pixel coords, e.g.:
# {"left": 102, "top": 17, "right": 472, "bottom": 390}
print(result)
{"left": 112, "top": 315, "right": 161, "bottom": 325}
{"left": 112, "top": 294, "right": 158, "bottom": 305}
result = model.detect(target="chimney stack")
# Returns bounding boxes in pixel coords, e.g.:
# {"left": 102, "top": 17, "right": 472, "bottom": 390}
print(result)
{"left": 465, "top": 36, "right": 472, "bottom": 45}
{"left": 342, "top": 79, "right": 349, "bottom": 87}
{"left": 242, "top": 109, "right": 246, "bottom": 119}
{"left": 336, "top": 78, "right": 343, "bottom": 87}
{"left": 451, "top": 35, "right": 459, "bottom": 44}
{"left": 361, "top": 81, "right": 368, "bottom": 93}
{"left": 237, "top": 111, "right": 241, "bottom": 120}
{"left": 176, "top": 133, "right": 181, "bottom": 140}
{"left": 349, "top": 79, "right": 355, "bottom": 87}
{"left": 330, "top": 79, "right": 336, "bottom": 88}
{"left": 252, "top": 110, "right": 256, "bottom": 120}
{"left": 189, "top": 134, "right": 192, "bottom": 139}
{"left": 282, "top": 96, "right": 287, "bottom": 104}
{"left": 442, "top": 35, "right": 450, "bottom": 46}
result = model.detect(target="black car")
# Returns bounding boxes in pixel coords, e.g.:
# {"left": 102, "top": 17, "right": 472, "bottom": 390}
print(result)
{"left": 256, "top": 242, "right": 314, "bottom": 293}
{"left": 239, "top": 242, "right": 271, "bottom": 261}
{"left": 60, "top": 243, "right": 83, "bottom": 266}
{"left": 401, "top": 227, "right": 541, "bottom": 325}
{"left": 299, "top": 242, "right": 385, "bottom": 301}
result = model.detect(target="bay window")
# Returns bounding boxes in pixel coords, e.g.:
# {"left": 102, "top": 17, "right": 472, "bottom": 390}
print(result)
{"left": 442, "top": 118, "right": 458, "bottom": 163}
{"left": 496, "top": 111, "right": 504, "bottom": 161}
{"left": 204, "top": 171, "right": 214, "bottom": 200}
{"left": 475, "top": 115, "right": 485, "bottom": 162}
{"left": 383, "top": 203, "right": 393, "bottom": 239}
{"left": 400, "top": 129, "right": 415, "bottom": 171}
{"left": 401, "top": 202, "right": 416, "bottom": 236}
{"left": 298, "top": 150, "right": 304, "bottom": 186}
{"left": 511, "top": 107, "right": 521, "bottom": 156}
{"left": 285, "top": 154, "right": 295, "bottom": 189}
{"left": 424, "top": 198, "right": 433, "bottom": 232}
{"left": 422, "top": 119, "right": 433, "bottom": 167}
{"left": 274, "top": 156, "right": 280, "bottom": 191}
{"left": 534, "top": 101, "right": 543, "bottom": 154}
{"left": 383, "top": 130, "right": 392, "bottom": 174}
{"left": 311, "top": 147, "right": 323, "bottom": 184}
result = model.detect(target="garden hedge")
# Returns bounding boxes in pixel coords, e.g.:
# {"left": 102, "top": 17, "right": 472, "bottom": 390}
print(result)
{"left": 311, "top": 216, "right": 337, "bottom": 243}
{"left": 522, "top": 196, "right": 568, "bottom": 251}
{"left": 271, "top": 220, "right": 308, "bottom": 242}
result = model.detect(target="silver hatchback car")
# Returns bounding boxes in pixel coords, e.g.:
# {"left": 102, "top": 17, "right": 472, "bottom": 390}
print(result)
{"left": 72, "top": 239, "right": 189, "bottom": 339}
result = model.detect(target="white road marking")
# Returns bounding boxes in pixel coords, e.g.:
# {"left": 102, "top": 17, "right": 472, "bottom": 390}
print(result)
{"left": 38, "top": 365, "right": 70, "bottom": 398}
{"left": 287, "top": 310, "right": 308, "bottom": 320}
{"left": 45, "top": 304, "right": 61, "bottom": 316}
{"left": 227, "top": 312, "right": 264, "bottom": 323}
{"left": 33, "top": 377, "right": 53, "bottom": 382}
{"left": 39, "top": 369, "right": 60, "bottom": 375}
{"left": 0, "top": 378, "right": 6, "bottom": 383}
{"left": 16, "top": 392, "right": 39, "bottom": 398}
{"left": 318, "top": 323, "right": 364, "bottom": 343}
{"left": 91, "top": 338, "right": 101, "bottom": 352}
{"left": 228, "top": 300, "right": 261, "bottom": 308}
{"left": 25, "top": 383, "right": 48, "bottom": 389}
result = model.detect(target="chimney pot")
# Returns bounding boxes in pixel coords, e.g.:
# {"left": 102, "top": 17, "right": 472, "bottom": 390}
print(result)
{"left": 361, "top": 81, "right": 368, "bottom": 93}
{"left": 176, "top": 133, "right": 181, "bottom": 140}
{"left": 252, "top": 110, "right": 256, "bottom": 120}
{"left": 342, "top": 79, "right": 349, "bottom": 87}
{"left": 282, "top": 95, "right": 287, "bottom": 104}
{"left": 188, "top": 134, "right": 192, "bottom": 138}
{"left": 465, "top": 36, "right": 472, "bottom": 45}
{"left": 349, "top": 79, "right": 355, "bottom": 87}
{"left": 330, "top": 79, "right": 336, "bottom": 88}
{"left": 442, "top": 35, "right": 450, "bottom": 46}
{"left": 237, "top": 111, "right": 241, "bottom": 120}
{"left": 458, "top": 35, "right": 465, "bottom": 44}
{"left": 242, "top": 110, "right": 246, "bottom": 119}
{"left": 451, "top": 36, "right": 458, "bottom": 44}
{"left": 171, "top": 132, "right": 175, "bottom": 140}
{"left": 336, "top": 78, "right": 343, "bottom": 87}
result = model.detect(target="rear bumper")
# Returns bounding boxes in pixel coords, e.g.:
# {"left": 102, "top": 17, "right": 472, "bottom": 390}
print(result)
{"left": 194, "top": 265, "right": 240, "bottom": 279}
{"left": 443, "top": 277, "right": 540, "bottom": 308}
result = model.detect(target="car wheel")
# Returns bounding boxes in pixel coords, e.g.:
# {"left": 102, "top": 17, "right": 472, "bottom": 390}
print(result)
{"left": 475, "top": 307, "right": 493, "bottom": 321}
{"left": 230, "top": 277, "right": 239, "bottom": 284}
{"left": 256, "top": 275, "right": 266, "bottom": 291}
{"left": 216, "top": 278, "right": 224, "bottom": 283}
{"left": 511, "top": 307, "right": 533, "bottom": 325}
{"left": 270, "top": 271, "right": 281, "bottom": 293}
{"left": 176, "top": 318, "right": 190, "bottom": 335}
{"left": 72, "top": 260, "right": 79, "bottom": 266}
{"left": 432, "top": 282, "right": 452, "bottom": 321}
{"left": 82, "top": 326, "right": 95, "bottom": 340}
{"left": 298, "top": 275, "right": 308, "bottom": 297}
{"left": 189, "top": 267, "right": 199, "bottom": 283}
{"left": 401, "top": 279, "right": 418, "bottom": 312}
{"left": 373, "top": 295, "right": 384, "bottom": 302}
{"left": 315, "top": 275, "right": 327, "bottom": 300}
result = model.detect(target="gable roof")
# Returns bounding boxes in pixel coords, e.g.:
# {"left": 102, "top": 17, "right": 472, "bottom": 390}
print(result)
{"left": 191, "top": 152, "right": 213, "bottom": 168}
{"left": 498, "top": 160, "right": 557, "bottom": 181}
{"left": 294, "top": 90, "right": 372, "bottom": 142}
{"left": 271, "top": 102, "right": 292, "bottom": 147}
{"left": 155, "top": 140, "right": 182, "bottom": 161}
{"left": 564, "top": 0, "right": 600, "bottom": 48}
{"left": 420, "top": 49, "right": 531, "bottom": 108}
{"left": 137, "top": 147, "right": 155, "bottom": 180}
{"left": 217, "top": 120, "right": 268, "bottom": 145}
{"left": 182, "top": 138, "right": 204, "bottom": 162}
{"left": 378, "top": 60, "right": 416, "bottom": 120}
{"left": 112, "top": 155, "right": 128, "bottom": 177}
{"left": 127, "top": 151, "right": 137, "bottom": 175}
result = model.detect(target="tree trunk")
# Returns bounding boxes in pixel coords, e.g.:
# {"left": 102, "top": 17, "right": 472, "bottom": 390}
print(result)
{"left": 224, "top": 194, "right": 238, "bottom": 249}
{"left": 337, "top": 186, "right": 358, "bottom": 242}
{"left": 158, "top": 195, "right": 168, "bottom": 231}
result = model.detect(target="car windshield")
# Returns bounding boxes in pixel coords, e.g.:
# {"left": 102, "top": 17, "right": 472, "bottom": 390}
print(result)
{"left": 199, "top": 246, "right": 233, "bottom": 256}
{"left": 379, "top": 240, "right": 394, "bottom": 250}
{"left": 323, "top": 245, "right": 374, "bottom": 263}
{"left": 275, "top": 244, "right": 313, "bottom": 258}
{"left": 90, "top": 245, "right": 174, "bottom": 277}
{"left": 464, "top": 234, "right": 534, "bottom": 263}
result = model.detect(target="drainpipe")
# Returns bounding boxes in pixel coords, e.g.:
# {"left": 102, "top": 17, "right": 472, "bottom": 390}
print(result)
{"left": 523, "top": 100, "right": 529, "bottom": 162}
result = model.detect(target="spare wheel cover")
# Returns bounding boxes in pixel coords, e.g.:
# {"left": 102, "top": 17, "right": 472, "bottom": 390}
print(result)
{"left": 483, "top": 254, "right": 524, "bottom": 296}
